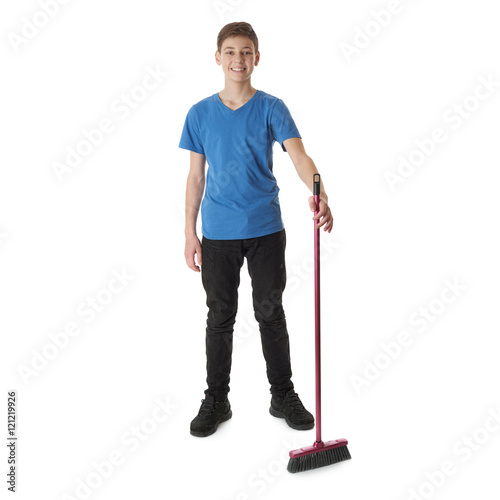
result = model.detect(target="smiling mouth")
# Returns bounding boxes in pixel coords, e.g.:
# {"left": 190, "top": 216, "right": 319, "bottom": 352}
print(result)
{"left": 231, "top": 68, "right": 246, "bottom": 72}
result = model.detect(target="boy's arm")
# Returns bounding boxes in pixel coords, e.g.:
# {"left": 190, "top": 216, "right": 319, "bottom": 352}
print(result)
{"left": 184, "top": 151, "right": 206, "bottom": 272}
{"left": 283, "top": 137, "right": 334, "bottom": 232}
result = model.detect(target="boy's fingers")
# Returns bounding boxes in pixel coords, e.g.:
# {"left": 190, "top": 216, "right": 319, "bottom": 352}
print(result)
{"left": 313, "top": 208, "right": 328, "bottom": 221}
{"left": 197, "top": 247, "right": 203, "bottom": 267}
{"left": 193, "top": 249, "right": 201, "bottom": 271}
{"left": 315, "top": 212, "right": 333, "bottom": 230}
{"left": 187, "top": 257, "right": 196, "bottom": 271}
{"left": 185, "top": 250, "right": 201, "bottom": 272}
{"left": 311, "top": 200, "right": 333, "bottom": 230}
{"left": 315, "top": 219, "right": 325, "bottom": 229}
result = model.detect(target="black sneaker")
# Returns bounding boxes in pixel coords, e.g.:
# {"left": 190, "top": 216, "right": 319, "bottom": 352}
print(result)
{"left": 269, "top": 389, "right": 314, "bottom": 430}
{"left": 190, "top": 394, "right": 232, "bottom": 437}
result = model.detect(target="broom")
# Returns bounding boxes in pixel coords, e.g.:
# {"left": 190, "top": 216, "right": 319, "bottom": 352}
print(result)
{"left": 287, "top": 173, "right": 351, "bottom": 473}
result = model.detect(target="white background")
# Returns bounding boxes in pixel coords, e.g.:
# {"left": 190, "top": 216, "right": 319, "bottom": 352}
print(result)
{"left": 1, "top": 0, "right": 500, "bottom": 499}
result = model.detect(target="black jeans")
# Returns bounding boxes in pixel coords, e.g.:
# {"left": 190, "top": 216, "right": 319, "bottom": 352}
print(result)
{"left": 201, "top": 229, "right": 294, "bottom": 401}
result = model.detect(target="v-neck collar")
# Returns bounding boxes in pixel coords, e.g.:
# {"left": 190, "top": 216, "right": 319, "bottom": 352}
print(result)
{"left": 216, "top": 90, "right": 260, "bottom": 113}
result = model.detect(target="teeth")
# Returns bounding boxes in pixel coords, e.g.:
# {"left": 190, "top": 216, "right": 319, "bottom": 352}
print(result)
{"left": 232, "top": 68, "right": 245, "bottom": 71}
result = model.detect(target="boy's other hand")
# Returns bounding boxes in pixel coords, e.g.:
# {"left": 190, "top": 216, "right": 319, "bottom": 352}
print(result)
{"left": 308, "top": 196, "right": 334, "bottom": 233}
{"left": 185, "top": 234, "right": 203, "bottom": 272}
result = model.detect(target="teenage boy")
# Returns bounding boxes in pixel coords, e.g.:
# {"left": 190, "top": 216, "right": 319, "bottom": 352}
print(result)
{"left": 179, "top": 22, "right": 333, "bottom": 437}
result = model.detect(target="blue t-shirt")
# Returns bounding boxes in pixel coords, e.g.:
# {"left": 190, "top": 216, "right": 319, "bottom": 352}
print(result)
{"left": 178, "top": 89, "right": 301, "bottom": 239}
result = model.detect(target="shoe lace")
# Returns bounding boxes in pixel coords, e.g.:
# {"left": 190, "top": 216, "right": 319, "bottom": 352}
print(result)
{"left": 284, "top": 392, "right": 305, "bottom": 412}
{"left": 198, "top": 398, "right": 216, "bottom": 417}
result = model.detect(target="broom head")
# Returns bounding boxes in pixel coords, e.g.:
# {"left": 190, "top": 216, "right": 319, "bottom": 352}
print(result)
{"left": 288, "top": 438, "right": 351, "bottom": 473}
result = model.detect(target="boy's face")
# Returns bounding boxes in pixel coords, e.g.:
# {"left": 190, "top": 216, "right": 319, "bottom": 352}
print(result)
{"left": 215, "top": 36, "right": 260, "bottom": 82}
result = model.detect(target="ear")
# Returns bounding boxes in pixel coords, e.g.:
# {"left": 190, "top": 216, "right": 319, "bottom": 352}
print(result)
{"left": 254, "top": 50, "right": 260, "bottom": 66}
{"left": 215, "top": 50, "right": 221, "bottom": 65}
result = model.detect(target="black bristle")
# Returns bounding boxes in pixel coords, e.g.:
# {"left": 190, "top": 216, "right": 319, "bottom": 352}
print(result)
{"left": 287, "top": 445, "right": 351, "bottom": 473}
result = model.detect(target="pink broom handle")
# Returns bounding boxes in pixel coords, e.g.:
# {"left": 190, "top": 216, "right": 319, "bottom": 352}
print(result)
{"left": 313, "top": 173, "right": 322, "bottom": 444}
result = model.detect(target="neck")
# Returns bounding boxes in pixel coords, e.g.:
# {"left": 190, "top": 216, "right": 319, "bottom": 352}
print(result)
{"left": 219, "top": 80, "right": 256, "bottom": 102}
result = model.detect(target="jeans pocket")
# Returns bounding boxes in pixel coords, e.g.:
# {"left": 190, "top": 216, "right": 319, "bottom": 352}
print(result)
{"left": 261, "top": 229, "right": 286, "bottom": 255}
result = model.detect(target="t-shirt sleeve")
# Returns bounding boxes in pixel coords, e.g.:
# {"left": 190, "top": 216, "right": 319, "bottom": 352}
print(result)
{"left": 179, "top": 106, "right": 205, "bottom": 155}
{"left": 270, "top": 99, "right": 301, "bottom": 152}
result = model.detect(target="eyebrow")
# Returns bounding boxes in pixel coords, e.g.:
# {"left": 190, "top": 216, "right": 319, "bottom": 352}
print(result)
{"left": 223, "top": 46, "right": 253, "bottom": 50}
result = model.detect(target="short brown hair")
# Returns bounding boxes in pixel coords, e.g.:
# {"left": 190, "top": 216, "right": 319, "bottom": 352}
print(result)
{"left": 217, "top": 21, "right": 259, "bottom": 54}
